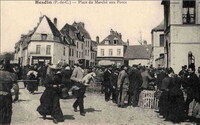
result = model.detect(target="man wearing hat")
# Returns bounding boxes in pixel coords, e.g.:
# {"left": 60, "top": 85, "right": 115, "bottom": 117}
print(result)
{"left": 70, "top": 59, "right": 87, "bottom": 116}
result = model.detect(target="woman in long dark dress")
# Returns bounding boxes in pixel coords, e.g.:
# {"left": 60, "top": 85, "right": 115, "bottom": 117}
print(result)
{"left": 167, "top": 74, "right": 185, "bottom": 123}
{"left": 37, "top": 67, "right": 64, "bottom": 124}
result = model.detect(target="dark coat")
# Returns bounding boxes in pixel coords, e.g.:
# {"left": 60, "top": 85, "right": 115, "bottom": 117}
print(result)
{"left": 141, "top": 71, "right": 153, "bottom": 89}
{"left": 187, "top": 73, "right": 200, "bottom": 102}
{"left": 103, "top": 70, "right": 112, "bottom": 87}
{"left": 128, "top": 68, "right": 142, "bottom": 91}
{"left": 37, "top": 73, "right": 64, "bottom": 122}
{"left": 156, "top": 71, "right": 167, "bottom": 90}
{"left": 61, "top": 69, "right": 72, "bottom": 89}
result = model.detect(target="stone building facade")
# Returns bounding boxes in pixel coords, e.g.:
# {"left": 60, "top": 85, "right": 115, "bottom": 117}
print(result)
{"left": 14, "top": 16, "right": 70, "bottom": 66}
{"left": 96, "top": 29, "right": 128, "bottom": 67}
{"left": 151, "top": 21, "right": 165, "bottom": 68}
{"left": 162, "top": 0, "right": 200, "bottom": 73}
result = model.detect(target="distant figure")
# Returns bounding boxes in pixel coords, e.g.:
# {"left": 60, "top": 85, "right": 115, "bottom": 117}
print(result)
{"left": 103, "top": 66, "right": 112, "bottom": 102}
{"left": 117, "top": 65, "right": 129, "bottom": 108}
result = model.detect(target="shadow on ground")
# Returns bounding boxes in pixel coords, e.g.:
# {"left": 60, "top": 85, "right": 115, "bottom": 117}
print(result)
{"left": 63, "top": 115, "right": 75, "bottom": 120}
{"left": 85, "top": 108, "right": 102, "bottom": 113}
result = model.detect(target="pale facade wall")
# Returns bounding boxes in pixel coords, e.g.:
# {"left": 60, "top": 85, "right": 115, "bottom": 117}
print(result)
{"left": 53, "top": 42, "right": 69, "bottom": 64}
{"left": 152, "top": 31, "right": 165, "bottom": 67}
{"left": 74, "top": 40, "right": 84, "bottom": 64}
{"left": 170, "top": 44, "right": 200, "bottom": 74}
{"left": 27, "top": 41, "right": 69, "bottom": 65}
{"left": 128, "top": 59, "right": 150, "bottom": 67}
{"left": 97, "top": 45, "right": 124, "bottom": 57}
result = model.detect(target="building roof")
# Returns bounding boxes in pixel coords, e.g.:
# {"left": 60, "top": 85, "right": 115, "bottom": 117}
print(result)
{"left": 124, "top": 45, "right": 152, "bottom": 60}
{"left": 15, "top": 15, "right": 67, "bottom": 50}
{"left": 45, "top": 16, "right": 62, "bottom": 37}
{"left": 60, "top": 23, "right": 84, "bottom": 42}
{"left": 151, "top": 20, "right": 164, "bottom": 33}
{"left": 99, "top": 29, "right": 127, "bottom": 45}
{"left": 73, "top": 22, "right": 91, "bottom": 39}
{"left": 91, "top": 40, "right": 97, "bottom": 51}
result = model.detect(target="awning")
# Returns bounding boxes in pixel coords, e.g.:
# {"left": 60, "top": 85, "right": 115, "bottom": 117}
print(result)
{"left": 98, "top": 60, "right": 114, "bottom": 66}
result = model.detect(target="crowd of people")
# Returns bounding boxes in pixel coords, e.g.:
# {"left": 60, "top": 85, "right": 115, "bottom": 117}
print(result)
{"left": 0, "top": 58, "right": 200, "bottom": 124}
{"left": 99, "top": 64, "right": 200, "bottom": 123}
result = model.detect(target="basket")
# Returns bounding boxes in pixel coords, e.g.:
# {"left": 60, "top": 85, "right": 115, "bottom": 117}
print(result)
{"left": 139, "top": 90, "right": 158, "bottom": 109}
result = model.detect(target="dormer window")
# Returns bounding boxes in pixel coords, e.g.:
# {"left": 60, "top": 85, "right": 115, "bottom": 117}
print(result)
{"left": 105, "top": 40, "right": 109, "bottom": 45}
{"left": 41, "top": 34, "right": 47, "bottom": 40}
{"left": 114, "top": 40, "right": 118, "bottom": 44}
{"left": 183, "top": 0, "right": 195, "bottom": 24}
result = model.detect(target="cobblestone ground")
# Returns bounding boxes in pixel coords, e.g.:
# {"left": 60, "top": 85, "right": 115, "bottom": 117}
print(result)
{"left": 11, "top": 82, "right": 196, "bottom": 125}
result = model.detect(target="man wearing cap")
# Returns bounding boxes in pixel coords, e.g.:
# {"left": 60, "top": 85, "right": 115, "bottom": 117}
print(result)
{"left": 70, "top": 59, "right": 87, "bottom": 116}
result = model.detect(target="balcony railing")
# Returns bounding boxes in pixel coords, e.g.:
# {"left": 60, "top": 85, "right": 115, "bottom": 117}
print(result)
{"left": 183, "top": 14, "right": 195, "bottom": 24}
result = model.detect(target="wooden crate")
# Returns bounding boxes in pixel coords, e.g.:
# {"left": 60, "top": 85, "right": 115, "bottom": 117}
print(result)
{"left": 139, "top": 90, "right": 158, "bottom": 109}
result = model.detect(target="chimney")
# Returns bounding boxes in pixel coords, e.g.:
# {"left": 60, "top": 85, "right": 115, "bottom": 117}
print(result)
{"left": 96, "top": 36, "right": 99, "bottom": 43}
{"left": 110, "top": 29, "right": 114, "bottom": 35}
{"left": 80, "top": 22, "right": 84, "bottom": 28}
{"left": 119, "top": 33, "right": 122, "bottom": 39}
{"left": 54, "top": 18, "right": 57, "bottom": 28}
{"left": 127, "top": 39, "right": 129, "bottom": 46}
{"left": 39, "top": 16, "right": 43, "bottom": 22}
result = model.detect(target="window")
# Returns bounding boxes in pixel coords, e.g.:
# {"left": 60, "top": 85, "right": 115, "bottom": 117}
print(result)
{"left": 41, "top": 34, "right": 47, "bottom": 40}
{"left": 46, "top": 45, "right": 51, "bottom": 55}
{"left": 85, "top": 50, "right": 87, "bottom": 56}
{"left": 105, "top": 40, "right": 109, "bottom": 45}
{"left": 79, "top": 52, "right": 81, "bottom": 58}
{"left": 160, "top": 35, "right": 164, "bottom": 47}
{"left": 109, "top": 49, "right": 113, "bottom": 56}
{"left": 77, "top": 51, "right": 78, "bottom": 58}
{"left": 69, "top": 48, "right": 71, "bottom": 56}
{"left": 63, "top": 47, "right": 65, "bottom": 56}
{"left": 88, "top": 50, "right": 89, "bottom": 56}
{"left": 160, "top": 54, "right": 164, "bottom": 58}
{"left": 82, "top": 43, "right": 83, "bottom": 49}
{"left": 114, "top": 40, "right": 118, "bottom": 44}
{"left": 72, "top": 49, "right": 74, "bottom": 57}
{"left": 183, "top": 0, "right": 195, "bottom": 24}
{"left": 77, "top": 42, "right": 79, "bottom": 49}
{"left": 36, "top": 45, "right": 41, "bottom": 54}
{"left": 88, "top": 41, "right": 90, "bottom": 47}
{"left": 117, "top": 49, "right": 121, "bottom": 56}
{"left": 100, "top": 49, "right": 104, "bottom": 56}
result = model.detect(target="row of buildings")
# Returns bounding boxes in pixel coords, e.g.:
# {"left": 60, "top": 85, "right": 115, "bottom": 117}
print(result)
{"left": 14, "top": 15, "right": 152, "bottom": 68}
{"left": 14, "top": 16, "right": 97, "bottom": 67}
{"left": 14, "top": 0, "right": 200, "bottom": 73}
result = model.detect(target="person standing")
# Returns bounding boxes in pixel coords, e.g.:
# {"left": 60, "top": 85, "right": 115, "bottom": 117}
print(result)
{"left": 70, "top": 59, "right": 87, "bottom": 116}
{"left": 103, "top": 66, "right": 112, "bottom": 102}
{"left": 141, "top": 67, "right": 153, "bottom": 90}
{"left": 12, "top": 65, "right": 20, "bottom": 102}
{"left": 110, "top": 67, "right": 119, "bottom": 103}
{"left": 0, "top": 60, "right": 18, "bottom": 125}
{"left": 117, "top": 65, "right": 129, "bottom": 108}
{"left": 128, "top": 65, "right": 142, "bottom": 107}
{"left": 37, "top": 65, "right": 64, "bottom": 124}
{"left": 185, "top": 68, "right": 200, "bottom": 118}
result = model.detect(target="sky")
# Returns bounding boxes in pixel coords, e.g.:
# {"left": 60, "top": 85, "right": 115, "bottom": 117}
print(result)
{"left": 0, "top": 1, "right": 163, "bottom": 53}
